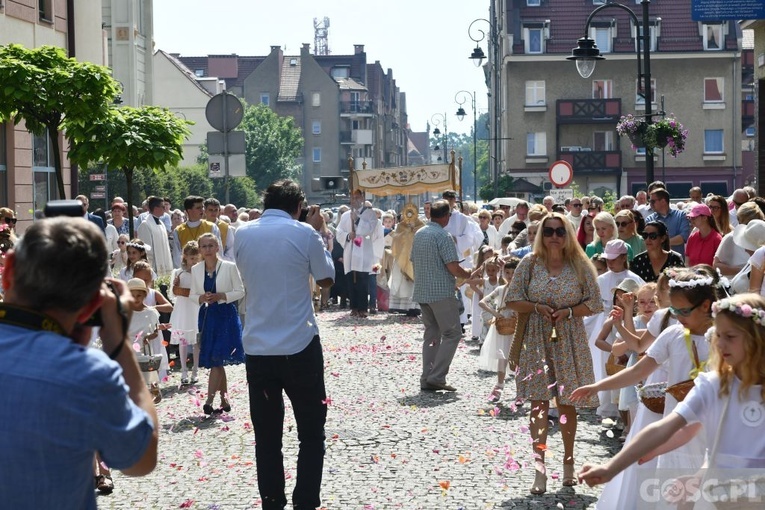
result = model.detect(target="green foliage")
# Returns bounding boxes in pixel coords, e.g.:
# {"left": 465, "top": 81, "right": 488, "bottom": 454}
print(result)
{"left": 198, "top": 103, "right": 303, "bottom": 191}
{"left": 479, "top": 175, "right": 515, "bottom": 201}
{"left": 68, "top": 105, "right": 191, "bottom": 237}
{"left": 0, "top": 44, "right": 121, "bottom": 197}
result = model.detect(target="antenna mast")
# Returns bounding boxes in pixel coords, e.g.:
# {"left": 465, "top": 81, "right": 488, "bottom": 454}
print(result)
{"left": 313, "top": 17, "right": 330, "bottom": 55}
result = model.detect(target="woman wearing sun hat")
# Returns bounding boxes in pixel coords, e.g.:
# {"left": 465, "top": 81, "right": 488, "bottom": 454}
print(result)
{"left": 685, "top": 203, "right": 722, "bottom": 267}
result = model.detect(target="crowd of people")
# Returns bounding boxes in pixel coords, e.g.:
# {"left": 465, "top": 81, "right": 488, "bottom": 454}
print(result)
{"left": 2, "top": 178, "right": 765, "bottom": 508}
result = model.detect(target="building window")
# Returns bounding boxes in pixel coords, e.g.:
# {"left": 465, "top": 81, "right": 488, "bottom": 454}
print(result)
{"left": 39, "top": 0, "right": 53, "bottom": 22}
{"left": 527, "top": 0, "right": 541, "bottom": 5}
{"left": 592, "top": 79, "right": 613, "bottom": 99}
{"left": 634, "top": 22, "right": 659, "bottom": 52}
{"left": 330, "top": 67, "right": 350, "bottom": 79}
{"left": 312, "top": 120, "right": 321, "bottom": 135}
{"left": 32, "top": 130, "right": 59, "bottom": 211}
{"left": 704, "top": 130, "right": 724, "bottom": 153}
{"left": 703, "top": 24, "right": 723, "bottom": 51}
{"left": 703, "top": 78, "right": 723, "bottom": 103}
{"left": 636, "top": 78, "right": 657, "bottom": 104}
{"left": 525, "top": 81, "right": 546, "bottom": 106}
{"left": 312, "top": 147, "right": 321, "bottom": 162}
{"left": 524, "top": 28, "right": 544, "bottom": 54}
{"left": 194, "top": 69, "right": 205, "bottom": 77}
{"left": 312, "top": 92, "right": 320, "bottom": 107}
{"left": 526, "top": 132, "right": 547, "bottom": 156}
{"left": 590, "top": 26, "right": 613, "bottom": 53}
{"left": 260, "top": 93, "right": 270, "bottom": 106}
{"left": 593, "top": 131, "right": 614, "bottom": 151}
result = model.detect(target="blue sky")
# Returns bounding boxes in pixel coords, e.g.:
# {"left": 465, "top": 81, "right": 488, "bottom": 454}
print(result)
{"left": 153, "top": 0, "right": 491, "bottom": 136}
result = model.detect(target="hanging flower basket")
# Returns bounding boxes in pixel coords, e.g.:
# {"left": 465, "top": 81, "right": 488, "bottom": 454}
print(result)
{"left": 616, "top": 114, "right": 688, "bottom": 157}
{"left": 651, "top": 115, "right": 688, "bottom": 157}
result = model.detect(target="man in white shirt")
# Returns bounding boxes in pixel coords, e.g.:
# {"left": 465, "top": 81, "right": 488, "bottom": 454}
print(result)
{"left": 137, "top": 196, "right": 174, "bottom": 278}
{"left": 565, "top": 197, "right": 584, "bottom": 231}
{"left": 498, "top": 201, "right": 530, "bottom": 238}
{"left": 336, "top": 190, "right": 384, "bottom": 318}
{"left": 234, "top": 179, "right": 334, "bottom": 510}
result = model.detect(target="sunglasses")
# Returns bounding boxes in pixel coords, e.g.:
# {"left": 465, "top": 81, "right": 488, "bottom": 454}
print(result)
{"left": 117, "top": 241, "right": 126, "bottom": 245}
{"left": 3, "top": 217, "right": 17, "bottom": 225}
{"left": 542, "top": 226, "right": 567, "bottom": 238}
{"left": 640, "top": 231, "right": 661, "bottom": 240}
{"left": 669, "top": 303, "right": 701, "bottom": 317}
{"left": 571, "top": 203, "right": 583, "bottom": 208}
{"left": 615, "top": 220, "right": 633, "bottom": 227}
{"left": 708, "top": 205, "right": 721, "bottom": 211}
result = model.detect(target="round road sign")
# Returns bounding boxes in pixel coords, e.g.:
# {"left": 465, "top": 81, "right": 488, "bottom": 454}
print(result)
{"left": 205, "top": 92, "right": 244, "bottom": 133}
{"left": 548, "top": 160, "right": 574, "bottom": 188}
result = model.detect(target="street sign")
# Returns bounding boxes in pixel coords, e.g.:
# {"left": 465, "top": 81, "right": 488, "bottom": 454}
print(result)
{"left": 209, "top": 154, "right": 246, "bottom": 178}
{"left": 548, "top": 160, "right": 574, "bottom": 188}
{"left": 550, "top": 189, "right": 574, "bottom": 204}
{"left": 205, "top": 92, "right": 244, "bottom": 133}
{"left": 207, "top": 131, "right": 246, "bottom": 154}
{"left": 89, "top": 174, "right": 106, "bottom": 181}
{"left": 90, "top": 192, "right": 106, "bottom": 199}
{"left": 692, "top": 0, "right": 765, "bottom": 20}
{"left": 93, "top": 185, "right": 106, "bottom": 192}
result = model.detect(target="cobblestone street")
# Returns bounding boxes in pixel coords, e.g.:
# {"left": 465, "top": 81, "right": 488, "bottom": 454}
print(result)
{"left": 101, "top": 309, "right": 617, "bottom": 509}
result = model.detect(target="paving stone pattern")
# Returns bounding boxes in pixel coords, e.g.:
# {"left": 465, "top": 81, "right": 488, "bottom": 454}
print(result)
{"left": 101, "top": 309, "right": 619, "bottom": 509}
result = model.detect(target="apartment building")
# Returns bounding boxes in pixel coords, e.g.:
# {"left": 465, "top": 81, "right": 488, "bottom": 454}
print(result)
{"left": 177, "top": 44, "right": 409, "bottom": 201}
{"left": 0, "top": 0, "right": 104, "bottom": 227}
{"left": 499, "top": 0, "right": 744, "bottom": 199}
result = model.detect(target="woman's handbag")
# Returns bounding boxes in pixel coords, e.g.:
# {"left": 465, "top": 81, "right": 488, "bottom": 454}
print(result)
{"left": 729, "top": 262, "right": 751, "bottom": 296}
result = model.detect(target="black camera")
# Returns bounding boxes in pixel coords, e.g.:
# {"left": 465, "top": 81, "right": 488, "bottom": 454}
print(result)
{"left": 299, "top": 207, "right": 309, "bottom": 222}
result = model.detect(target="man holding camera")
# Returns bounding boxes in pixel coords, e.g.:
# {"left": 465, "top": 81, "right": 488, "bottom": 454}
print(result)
{"left": 0, "top": 217, "right": 158, "bottom": 509}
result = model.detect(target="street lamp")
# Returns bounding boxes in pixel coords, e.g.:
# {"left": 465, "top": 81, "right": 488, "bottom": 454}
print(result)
{"left": 468, "top": 15, "right": 501, "bottom": 198}
{"left": 567, "top": 0, "right": 655, "bottom": 185}
{"left": 455, "top": 90, "right": 478, "bottom": 203}
{"left": 430, "top": 112, "right": 447, "bottom": 165}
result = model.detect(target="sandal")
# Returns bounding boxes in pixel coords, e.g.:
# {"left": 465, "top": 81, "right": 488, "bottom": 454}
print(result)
{"left": 150, "top": 383, "right": 162, "bottom": 404}
{"left": 562, "top": 463, "right": 578, "bottom": 487}
{"left": 488, "top": 384, "right": 503, "bottom": 403}
{"left": 95, "top": 474, "right": 114, "bottom": 494}
{"left": 530, "top": 465, "right": 547, "bottom": 495}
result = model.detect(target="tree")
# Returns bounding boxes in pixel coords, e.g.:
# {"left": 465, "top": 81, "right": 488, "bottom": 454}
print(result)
{"left": 198, "top": 102, "right": 303, "bottom": 191}
{"left": 0, "top": 44, "right": 121, "bottom": 198}
{"left": 68, "top": 106, "right": 191, "bottom": 238}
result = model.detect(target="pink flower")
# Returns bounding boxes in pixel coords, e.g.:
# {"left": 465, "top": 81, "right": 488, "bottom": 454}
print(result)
{"left": 740, "top": 304, "right": 753, "bottom": 317}
{"left": 353, "top": 236, "right": 363, "bottom": 247}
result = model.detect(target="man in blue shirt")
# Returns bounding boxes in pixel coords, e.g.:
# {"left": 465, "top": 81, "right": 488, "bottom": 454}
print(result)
{"left": 645, "top": 188, "right": 690, "bottom": 257}
{"left": 411, "top": 200, "right": 472, "bottom": 392}
{"left": 235, "top": 180, "right": 335, "bottom": 510}
{"left": 0, "top": 217, "right": 157, "bottom": 510}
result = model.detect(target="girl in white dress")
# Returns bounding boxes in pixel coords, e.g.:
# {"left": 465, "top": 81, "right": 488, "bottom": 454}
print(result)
{"left": 170, "top": 241, "right": 201, "bottom": 385}
{"left": 110, "top": 234, "right": 129, "bottom": 277}
{"left": 118, "top": 238, "right": 150, "bottom": 281}
{"left": 572, "top": 267, "right": 725, "bottom": 502}
{"left": 132, "top": 261, "right": 173, "bottom": 383}
{"left": 478, "top": 257, "right": 520, "bottom": 401}
{"left": 126, "top": 278, "right": 163, "bottom": 403}
{"left": 578, "top": 293, "right": 765, "bottom": 508}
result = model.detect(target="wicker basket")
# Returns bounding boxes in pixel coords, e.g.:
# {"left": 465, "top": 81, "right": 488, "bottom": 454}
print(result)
{"left": 638, "top": 382, "right": 667, "bottom": 414}
{"left": 665, "top": 379, "right": 695, "bottom": 402}
{"left": 136, "top": 342, "right": 162, "bottom": 373}
{"left": 494, "top": 316, "right": 516, "bottom": 336}
{"left": 605, "top": 353, "right": 627, "bottom": 376}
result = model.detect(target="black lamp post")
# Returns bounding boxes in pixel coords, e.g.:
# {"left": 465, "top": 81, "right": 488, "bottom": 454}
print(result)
{"left": 455, "top": 90, "right": 477, "bottom": 203}
{"left": 468, "top": 15, "right": 501, "bottom": 199}
{"left": 430, "top": 112, "right": 447, "bottom": 165}
{"left": 567, "top": 0, "right": 654, "bottom": 185}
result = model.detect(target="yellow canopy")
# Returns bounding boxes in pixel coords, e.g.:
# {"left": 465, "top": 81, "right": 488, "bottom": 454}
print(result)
{"left": 351, "top": 162, "right": 458, "bottom": 197}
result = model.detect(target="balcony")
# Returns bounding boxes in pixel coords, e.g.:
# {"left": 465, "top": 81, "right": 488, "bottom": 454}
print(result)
{"left": 340, "top": 129, "right": 373, "bottom": 145}
{"left": 340, "top": 100, "right": 375, "bottom": 115}
{"left": 556, "top": 99, "right": 621, "bottom": 124}
{"left": 743, "top": 99, "right": 755, "bottom": 122}
{"left": 557, "top": 150, "right": 622, "bottom": 173}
